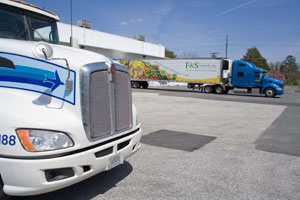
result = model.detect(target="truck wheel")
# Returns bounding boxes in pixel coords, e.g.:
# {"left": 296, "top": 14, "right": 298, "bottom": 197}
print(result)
{"left": 141, "top": 82, "right": 149, "bottom": 89}
{"left": 264, "top": 88, "right": 276, "bottom": 97}
{"left": 215, "top": 86, "right": 224, "bottom": 94}
{"left": 223, "top": 87, "right": 230, "bottom": 94}
{"left": 0, "top": 178, "right": 9, "bottom": 200}
{"left": 204, "top": 86, "right": 214, "bottom": 93}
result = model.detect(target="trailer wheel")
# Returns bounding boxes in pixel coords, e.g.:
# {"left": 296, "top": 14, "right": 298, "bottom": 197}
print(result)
{"left": 132, "top": 82, "right": 141, "bottom": 88}
{"left": 0, "top": 177, "right": 9, "bottom": 200}
{"left": 264, "top": 88, "right": 276, "bottom": 97}
{"left": 215, "top": 86, "right": 224, "bottom": 94}
{"left": 141, "top": 82, "right": 149, "bottom": 89}
{"left": 204, "top": 86, "right": 214, "bottom": 93}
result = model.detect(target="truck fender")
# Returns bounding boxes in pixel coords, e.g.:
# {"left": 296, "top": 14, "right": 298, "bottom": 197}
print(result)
{"left": 260, "top": 83, "right": 283, "bottom": 97}
{"left": 260, "top": 83, "right": 278, "bottom": 95}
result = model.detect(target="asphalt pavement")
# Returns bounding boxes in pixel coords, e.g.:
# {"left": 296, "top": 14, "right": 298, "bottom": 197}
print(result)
{"left": 12, "top": 86, "right": 300, "bottom": 200}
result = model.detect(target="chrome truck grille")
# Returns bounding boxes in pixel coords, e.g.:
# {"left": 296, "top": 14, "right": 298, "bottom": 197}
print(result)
{"left": 80, "top": 62, "right": 132, "bottom": 141}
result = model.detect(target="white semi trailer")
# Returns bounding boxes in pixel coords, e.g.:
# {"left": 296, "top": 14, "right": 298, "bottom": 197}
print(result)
{"left": 0, "top": 0, "right": 142, "bottom": 199}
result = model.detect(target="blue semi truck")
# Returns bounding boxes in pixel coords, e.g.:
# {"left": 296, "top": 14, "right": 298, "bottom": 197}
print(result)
{"left": 229, "top": 60, "right": 283, "bottom": 97}
{"left": 121, "top": 59, "right": 284, "bottom": 97}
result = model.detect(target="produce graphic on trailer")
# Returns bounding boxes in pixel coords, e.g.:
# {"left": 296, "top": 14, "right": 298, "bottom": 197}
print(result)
{"left": 121, "top": 60, "right": 177, "bottom": 81}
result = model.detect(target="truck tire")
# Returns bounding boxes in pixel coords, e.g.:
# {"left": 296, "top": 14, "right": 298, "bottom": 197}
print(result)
{"left": 215, "top": 85, "right": 224, "bottom": 94}
{"left": 264, "top": 88, "right": 276, "bottom": 97}
{"left": 0, "top": 178, "right": 9, "bottom": 200}
{"left": 141, "top": 82, "right": 149, "bottom": 89}
{"left": 204, "top": 86, "right": 214, "bottom": 93}
{"left": 223, "top": 87, "right": 230, "bottom": 94}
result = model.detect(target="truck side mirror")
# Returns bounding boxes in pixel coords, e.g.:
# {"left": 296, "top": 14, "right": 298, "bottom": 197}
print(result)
{"left": 33, "top": 42, "right": 54, "bottom": 60}
{"left": 33, "top": 42, "right": 73, "bottom": 92}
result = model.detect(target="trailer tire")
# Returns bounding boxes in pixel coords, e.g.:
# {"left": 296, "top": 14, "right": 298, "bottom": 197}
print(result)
{"left": 132, "top": 82, "right": 141, "bottom": 88}
{"left": 204, "top": 86, "right": 214, "bottom": 93}
{"left": 264, "top": 88, "right": 276, "bottom": 97}
{"left": 0, "top": 177, "right": 9, "bottom": 200}
{"left": 141, "top": 82, "right": 149, "bottom": 89}
{"left": 215, "top": 85, "right": 224, "bottom": 94}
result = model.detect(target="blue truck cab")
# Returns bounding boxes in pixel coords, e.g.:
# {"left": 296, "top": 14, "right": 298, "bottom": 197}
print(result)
{"left": 231, "top": 60, "right": 284, "bottom": 97}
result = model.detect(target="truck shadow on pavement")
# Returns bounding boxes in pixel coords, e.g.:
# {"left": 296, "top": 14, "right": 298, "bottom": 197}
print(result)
{"left": 11, "top": 161, "right": 133, "bottom": 200}
{"left": 135, "top": 87, "right": 276, "bottom": 99}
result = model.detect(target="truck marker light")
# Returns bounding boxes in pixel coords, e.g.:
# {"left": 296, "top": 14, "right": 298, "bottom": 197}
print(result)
{"left": 9, "top": 0, "right": 56, "bottom": 16}
{"left": 16, "top": 130, "right": 36, "bottom": 151}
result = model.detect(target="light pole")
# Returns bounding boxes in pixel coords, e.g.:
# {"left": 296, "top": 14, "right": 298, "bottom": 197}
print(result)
{"left": 298, "top": 65, "right": 300, "bottom": 91}
{"left": 225, "top": 34, "right": 228, "bottom": 58}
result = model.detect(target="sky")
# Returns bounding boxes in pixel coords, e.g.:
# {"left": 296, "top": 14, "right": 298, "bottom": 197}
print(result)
{"left": 30, "top": 0, "right": 300, "bottom": 63}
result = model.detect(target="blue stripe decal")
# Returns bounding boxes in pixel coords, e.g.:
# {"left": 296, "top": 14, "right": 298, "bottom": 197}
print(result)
{"left": 0, "top": 52, "right": 76, "bottom": 105}
{"left": 0, "top": 76, "right": 54, "bottom": 88}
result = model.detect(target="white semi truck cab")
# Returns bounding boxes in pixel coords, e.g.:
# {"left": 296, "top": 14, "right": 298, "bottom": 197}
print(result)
{"left": 0, "top": 0, "right": 142, "bottom": 198}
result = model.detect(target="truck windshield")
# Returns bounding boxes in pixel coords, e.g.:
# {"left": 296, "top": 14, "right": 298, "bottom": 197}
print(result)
{"left": 263, "top": 71, "right": 268, "bottom": 77}
{"left": 0, "top": 3, "right": 59, "bottom": 44}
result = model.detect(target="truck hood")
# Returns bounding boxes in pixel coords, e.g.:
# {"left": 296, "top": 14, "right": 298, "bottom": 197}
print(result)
{"left": 264, "top": 76, "right": 284, "bottom": 87}
{"left": 0, "top": 38, "right": 113, "bottom": 68}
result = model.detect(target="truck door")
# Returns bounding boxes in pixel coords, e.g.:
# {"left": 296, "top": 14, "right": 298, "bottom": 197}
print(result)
{"left": 232, "top": 61, "right": 253, "bottom": 87}
{"left": 253, "top": 72, "right": 262, "bottom": 87}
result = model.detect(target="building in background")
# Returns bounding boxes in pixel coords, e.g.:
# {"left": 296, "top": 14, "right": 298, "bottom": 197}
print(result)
{"left": 58, "top": 22, "right": 165, "bottom": 60}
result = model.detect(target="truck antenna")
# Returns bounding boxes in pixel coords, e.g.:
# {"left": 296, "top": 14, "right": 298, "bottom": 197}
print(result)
{"left": 225, "top": 34, "right": 228, "bottom": 58}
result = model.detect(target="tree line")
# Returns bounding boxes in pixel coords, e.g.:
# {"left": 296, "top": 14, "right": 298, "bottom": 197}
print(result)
{"left": 242, "top": 47, "right": 299, "bottom": 85}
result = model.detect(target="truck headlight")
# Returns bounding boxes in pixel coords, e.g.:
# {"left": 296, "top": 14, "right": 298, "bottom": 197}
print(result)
{"left": 16, "top": 129, "right": 74, "bottom": 152}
